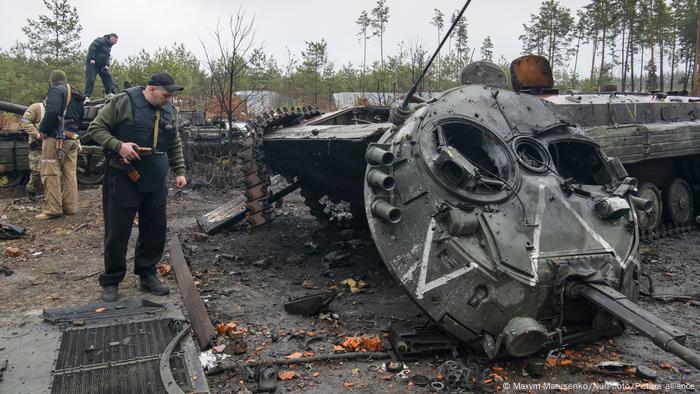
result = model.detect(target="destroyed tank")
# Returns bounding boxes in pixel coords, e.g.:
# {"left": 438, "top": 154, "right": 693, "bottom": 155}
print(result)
{"left": 0, "top": 100, "right": 107, "bottom": 186}
{"left": 240, "top": 54, "right": 700, "bottom": 369}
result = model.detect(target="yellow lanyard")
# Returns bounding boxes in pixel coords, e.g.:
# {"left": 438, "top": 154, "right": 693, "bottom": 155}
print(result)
{"left": 63, "top": 84, "right": 72, "bottom": 116}
{"left": 153, "top": 110, "right": 160, "bottom": 148}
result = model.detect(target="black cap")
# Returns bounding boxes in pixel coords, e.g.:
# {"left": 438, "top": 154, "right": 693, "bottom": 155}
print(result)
{"left": 147, "top": 72, "right": 183, "bottom": 92}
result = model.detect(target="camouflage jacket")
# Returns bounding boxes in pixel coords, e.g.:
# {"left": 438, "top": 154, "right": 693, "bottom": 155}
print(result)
{"left": 20, "top": 102, "right": 44, "bottom": 148}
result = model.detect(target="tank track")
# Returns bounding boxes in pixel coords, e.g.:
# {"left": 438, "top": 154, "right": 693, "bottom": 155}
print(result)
{"left": 239, "top": 106, "right": 323, "bottom": 232}
{"left": 248, "top": 106, "right": 323, "bottom": 132}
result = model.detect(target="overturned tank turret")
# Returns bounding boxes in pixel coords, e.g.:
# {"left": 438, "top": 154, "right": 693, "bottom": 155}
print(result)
{"left": 365, "top": 82, "right": 642, "bottom": 359}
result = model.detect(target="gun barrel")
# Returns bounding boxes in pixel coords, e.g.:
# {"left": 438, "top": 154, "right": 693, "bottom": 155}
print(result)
{"left": 0, "top": 101, "right": 28, "bottom": 116}
{"left": 576, "top": 283, "right": 700, "bottom": 370}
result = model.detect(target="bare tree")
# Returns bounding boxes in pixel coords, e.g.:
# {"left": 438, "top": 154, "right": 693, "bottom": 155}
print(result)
{"left": 200, "top": 9, "right": 263, "bottom": 130}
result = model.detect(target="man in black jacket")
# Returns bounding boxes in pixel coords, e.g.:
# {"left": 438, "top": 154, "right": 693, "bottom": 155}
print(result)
{"left": 36, "top": 70, "right": 85, "bottom": 220}
{"left": 85, "top": 33, "right": 118, "bottom": 98}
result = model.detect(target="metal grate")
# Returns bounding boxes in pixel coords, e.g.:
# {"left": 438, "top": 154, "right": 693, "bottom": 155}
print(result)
{"left": 51, "top": 356, "right": 191, "bottom": 394}
{"left": 51, "top": 318, "right": 191, "bottom": 394}
{"left": 55, "top": 319, "right": 181, "bottom": 370}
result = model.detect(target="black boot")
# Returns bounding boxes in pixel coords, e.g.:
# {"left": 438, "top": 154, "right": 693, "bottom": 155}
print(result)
{"left": 140, "top": 275, "right": 170, "bottom": 296}
{"left": 101, "top": 285, "right": 119, "bottom": 302}
{"left": 27, "top": 190, "right": 39, "bottom": 202}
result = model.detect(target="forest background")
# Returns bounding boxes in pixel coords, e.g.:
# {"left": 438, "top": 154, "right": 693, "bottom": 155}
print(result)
{"left": 0, "top": 0, "right": 698, "bottom": 120}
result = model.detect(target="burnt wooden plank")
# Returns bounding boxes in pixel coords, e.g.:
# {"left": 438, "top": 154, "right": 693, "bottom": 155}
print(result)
{"left": 196, "top": 195, "right": 247, "bottom": 234}
{"left": 168, "top": 237, "right": 216, "bottom": 349}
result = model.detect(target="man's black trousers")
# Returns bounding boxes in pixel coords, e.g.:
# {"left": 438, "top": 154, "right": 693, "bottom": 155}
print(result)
{"left": 99, "top": 167, "right": 167, "bottom": 287}
{"left": 85, "top": 62, "right": 113, "bottom": 97}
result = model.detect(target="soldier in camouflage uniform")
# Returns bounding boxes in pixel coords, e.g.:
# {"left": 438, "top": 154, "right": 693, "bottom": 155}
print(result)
{"left": 19, "top": 101, "right": 45, "bottom": 201}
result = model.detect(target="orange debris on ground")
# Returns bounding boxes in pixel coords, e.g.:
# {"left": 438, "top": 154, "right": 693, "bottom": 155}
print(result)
{"left": 94, "top": 307, "right": 106, "bottom": 313}
{"left": 342, "top": 335, "right": 383, "bottom": 352}
{"left": 342, "top": 337, "right": 362, "bottom": 351}
{"left": 156, "top": 262, "right": 171, "bottom": 276}
{"left": 362, "top": 336, "right": 382, "bottom": 351}
{"left": 286, "top": 352, "right": 303, "bottom": 359}
{"left": 278, "top": 370, "right": 297, "bottom": 381}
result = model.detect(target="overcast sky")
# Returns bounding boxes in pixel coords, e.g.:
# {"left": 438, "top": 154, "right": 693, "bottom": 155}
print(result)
{"left": 1, "top": 0, "right": 594, "bottom": 77}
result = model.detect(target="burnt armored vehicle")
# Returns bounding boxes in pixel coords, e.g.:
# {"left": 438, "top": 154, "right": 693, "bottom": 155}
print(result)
{"left": 540, "top": 81, "right": 700, "bottom": 232}
{"left": 239, "top": 46, "right": 700, "bottom": 369}
{"left": 0, "top": 99, "right": 107, "bottom": 186}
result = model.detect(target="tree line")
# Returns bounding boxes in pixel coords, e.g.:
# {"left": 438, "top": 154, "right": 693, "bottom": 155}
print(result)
{"left": 1, "top": 0, "right": 698, "bottom": 121}
{"left": 520, "top": 0, "right": 699, "bottom": 93}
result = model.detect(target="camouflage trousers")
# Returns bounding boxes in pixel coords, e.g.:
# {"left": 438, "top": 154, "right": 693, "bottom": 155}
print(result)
{"left": 40, "top": 138, "right": 78, "bottom": 216}
{"left": 26, "top": 148, "right": 43, "bottom": 193}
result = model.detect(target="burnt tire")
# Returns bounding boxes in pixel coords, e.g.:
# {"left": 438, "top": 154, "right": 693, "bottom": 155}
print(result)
{"left": 76, "top": 151, "right": 106, "bottom": 185}
{"left": 637, "top": 183, "right": 662, "bottom": 232}
{"left": 662, "top": 178, "right": 693, "bottom": 225}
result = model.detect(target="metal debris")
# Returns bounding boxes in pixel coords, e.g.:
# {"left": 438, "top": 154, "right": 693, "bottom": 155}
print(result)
{"left": 283, "top": 290, "right": 337, "bottom": 316}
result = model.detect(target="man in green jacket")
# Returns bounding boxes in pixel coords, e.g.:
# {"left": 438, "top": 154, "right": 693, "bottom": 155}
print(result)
{"left": 88, "top": 72, "right": 187, "bottom": 302}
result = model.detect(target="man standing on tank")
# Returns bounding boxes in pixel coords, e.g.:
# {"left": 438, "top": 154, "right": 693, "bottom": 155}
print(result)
{"left": 87, "top": 72, "right": 187, "bottom": 302}
{"left": 36, "top": 70, "right": 84, "bottom": 220}
{"left": 20, "top": 99, "right": 46, "bottom": 201}
{"left": 85, "top": 33, "right": 118, "bottom": 98}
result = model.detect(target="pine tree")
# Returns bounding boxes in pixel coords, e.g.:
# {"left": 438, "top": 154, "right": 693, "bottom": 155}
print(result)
{"left": 481, "top": 36, "right": 494, "bottom": 61}
{"left": 431, "top": 9, "right": 445, "bottom": 82}
{"left": 653, "top": 0, "right": 672, "bottom": 90}
{"left": 17, "top": 0, "right": 82, "bottom": 62}
{"left": 519, "top": 0, "right": 574, "bottom": 74}
{"left": 356, "top": 10, "right": 371, "bottom": 93}
{"left": 301, "top": 40, "right": 329, "bottom": 105}
{"left": 693, "top": 1, "right": 700, "bottom": 95}
{"left": 370, "top": 0, "right": 390, "bottom": 68}
{"left": 453, "top": 13, "right": 470, "bottom": 62}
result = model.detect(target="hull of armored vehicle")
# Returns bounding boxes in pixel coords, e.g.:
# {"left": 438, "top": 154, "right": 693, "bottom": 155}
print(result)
{"left": 0, "top": 100, "right": 107, "bottom": 187}
{"left": 252, "top": 106, "right": 392, "bottom": 224}
{"left": 544, "top": 93, "right": 700, "bottom": 230}
{"left": 0, "top": 131, "right": 29, "bottom": 187}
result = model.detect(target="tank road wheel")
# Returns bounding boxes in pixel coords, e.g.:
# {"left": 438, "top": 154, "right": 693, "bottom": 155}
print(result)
{"left": 636, "top": 183, "right": 662, "bottom": 232}
{"left": 662, "top": 178, "right": 693, "bottom": 225}
{"left": 76, "top": 151, "right": 106, "bottom": 185}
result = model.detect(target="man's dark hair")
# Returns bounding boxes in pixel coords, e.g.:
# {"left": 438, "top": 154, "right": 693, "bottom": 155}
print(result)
{"left": 108, "top": 33, "right": 119, "bottom": 39}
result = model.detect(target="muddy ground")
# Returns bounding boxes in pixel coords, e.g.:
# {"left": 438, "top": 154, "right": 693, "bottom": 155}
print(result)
{"left": 0, "top": 185, "right": 698, "bottom": 393}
